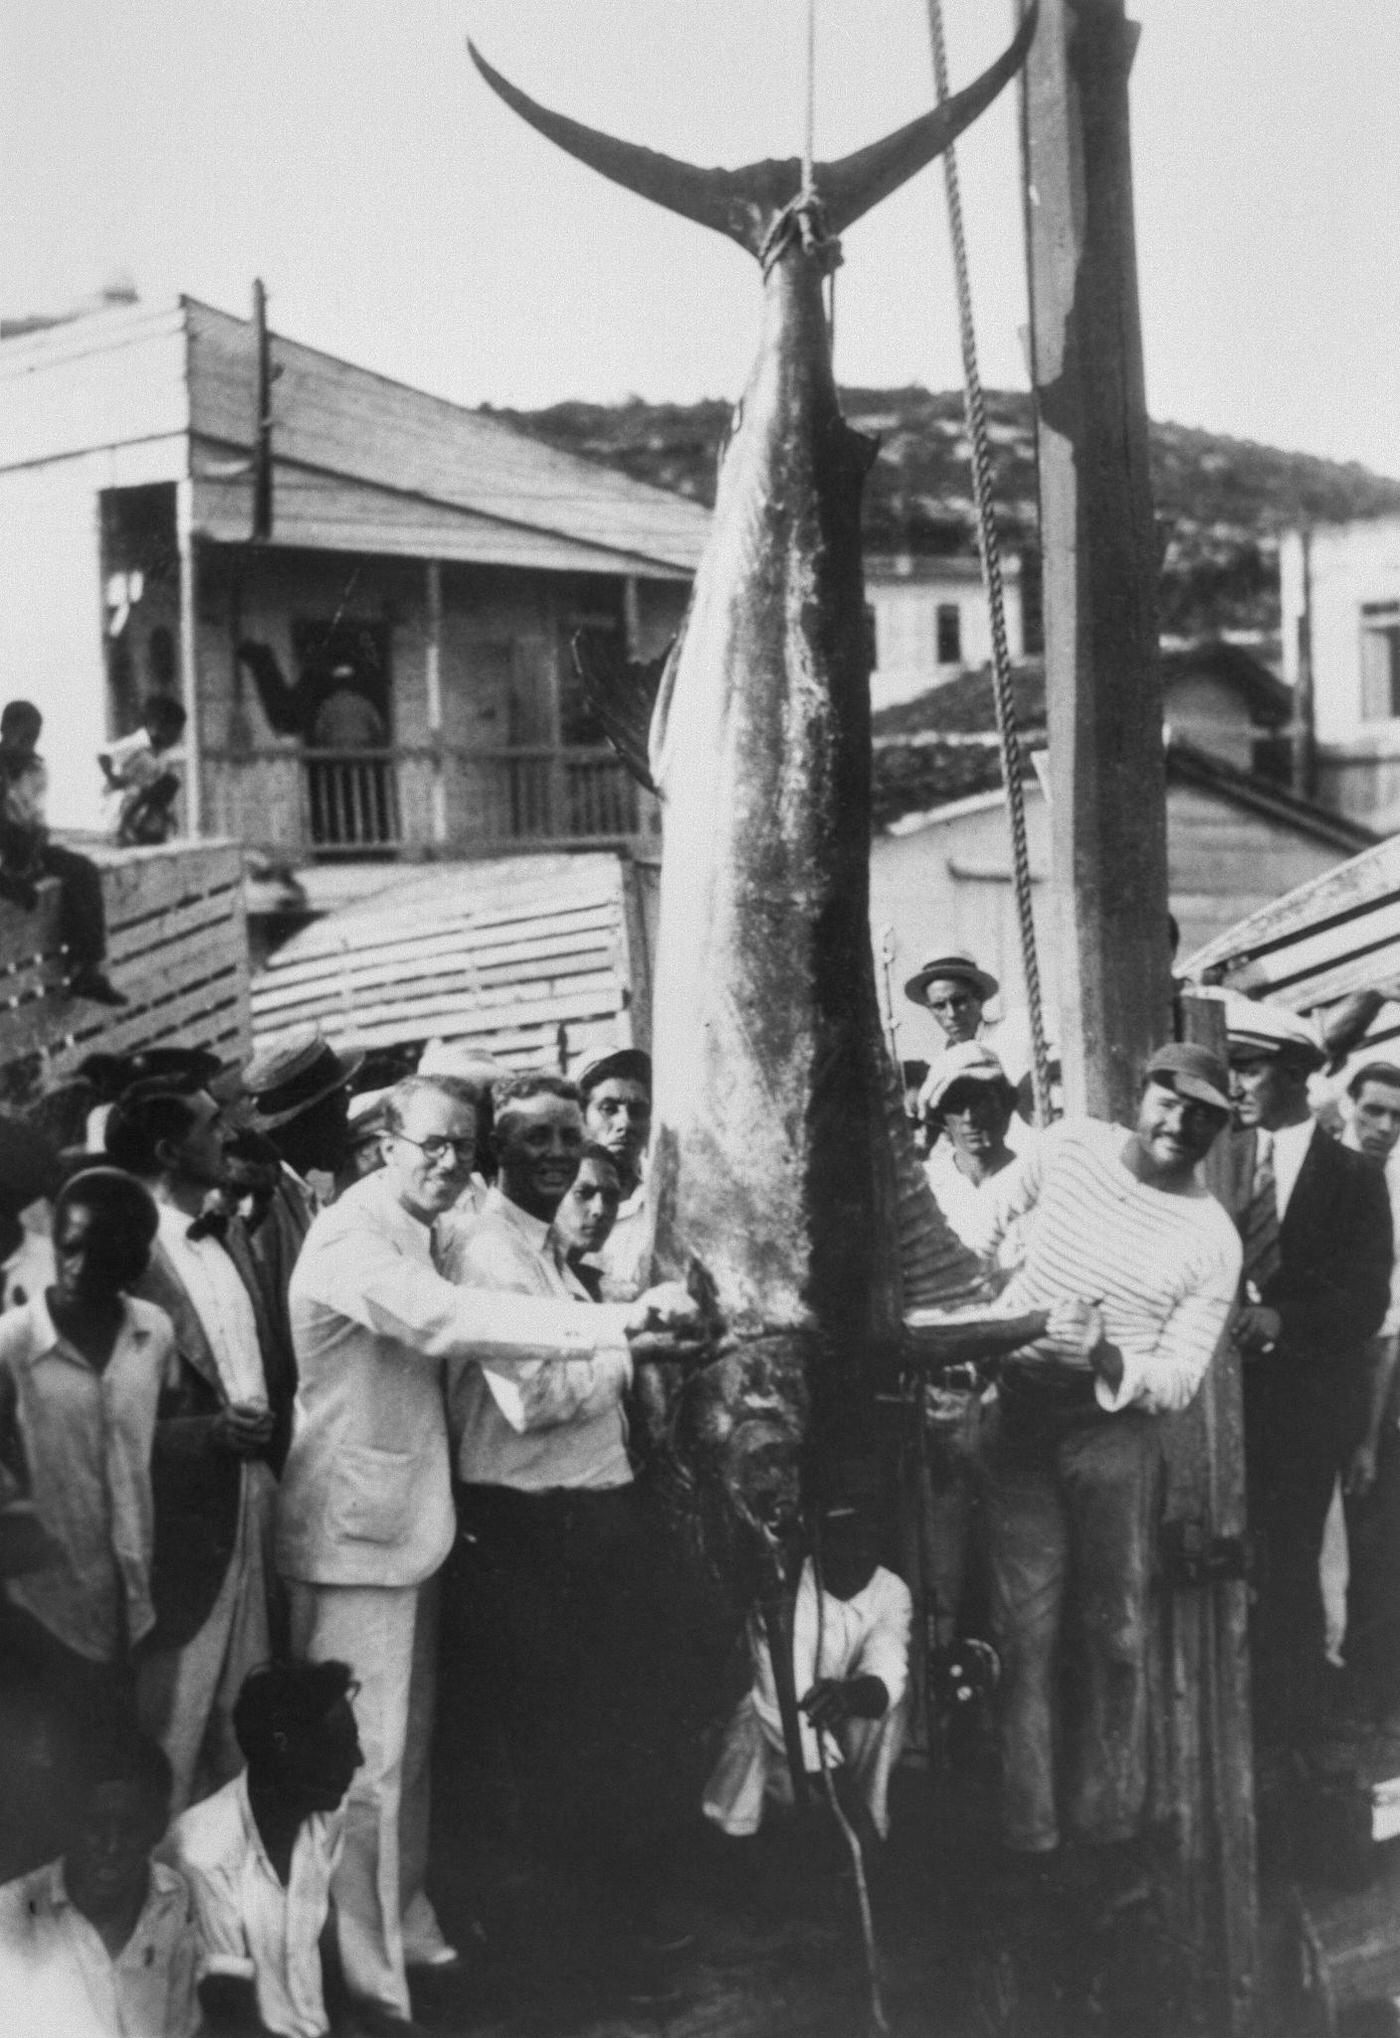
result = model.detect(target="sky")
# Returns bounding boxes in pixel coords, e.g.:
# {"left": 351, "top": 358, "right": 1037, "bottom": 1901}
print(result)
{"left": 5, "top": 1, "right": 1400, "bottom": 473}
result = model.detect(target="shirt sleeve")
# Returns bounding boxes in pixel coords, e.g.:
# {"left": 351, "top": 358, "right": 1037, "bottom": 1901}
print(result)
{"left": 851, "top": 1572, "right": 913, "bottom": 1711}
{"left": 301, "top": 1219, "right": 634, "bottom": 1373}
{"left": 172, "top": 1855, "right": 255, "bottom": 1984}
{"left": 450, "top": 1222, "right": 633, "bottom": 1433}
{"left": 1095, "top": 1224, "right": 1242, "bottom": 1416}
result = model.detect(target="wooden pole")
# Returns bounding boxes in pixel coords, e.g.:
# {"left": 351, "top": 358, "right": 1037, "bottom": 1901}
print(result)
{"left": 175, "top": 477, "right": 203, "bottom": 836}
{"left": 1021, "top": 0, "right": 1171, "bottom": 1122}
{"left": 425, "top": 559, "right": 447, "bottom": 846}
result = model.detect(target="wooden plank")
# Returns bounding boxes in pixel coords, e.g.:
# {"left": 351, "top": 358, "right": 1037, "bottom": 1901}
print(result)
{"left": 252, "top": 907, "right": 619, "bottom": 990}
{"left": 1182, "top": 836, "right": 1400, "bottom": 982}
{"left": 267, "top": 970, "right": 623, "bottom": 1042}
{"left": 275, "top": 890, "right": 621, "bottom": 962}
{"left": 109, "top": 891, "right": 243, "bottom": 968}
{"left": 250, "top": 922, "right": 619, "bottom": 1003}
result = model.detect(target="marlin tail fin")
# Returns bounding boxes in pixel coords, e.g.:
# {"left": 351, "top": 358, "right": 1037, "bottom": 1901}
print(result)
{"left": 468, "top": 8, "right": 1036, "bottom": 258}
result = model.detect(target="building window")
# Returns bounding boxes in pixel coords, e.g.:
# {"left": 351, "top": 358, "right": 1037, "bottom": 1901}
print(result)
{"left": 936, "top": 603, "right": 962, "bottom": 666}
{"left": 1360, "top": 604, "right": 1400, "bottom": 720}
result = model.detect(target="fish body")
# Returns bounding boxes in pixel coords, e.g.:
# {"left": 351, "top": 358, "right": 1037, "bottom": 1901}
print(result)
{"left": 470, "top": 19, "right": 1034, "bottom": 1451}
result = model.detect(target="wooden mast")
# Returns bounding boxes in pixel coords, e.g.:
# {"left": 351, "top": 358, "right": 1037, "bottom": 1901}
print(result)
{"left": 1021, "top": 5, "right": 1257, "bottom": 2029}
{"left": 1021, "top": 0, "right": 1169, "bottom": 1122}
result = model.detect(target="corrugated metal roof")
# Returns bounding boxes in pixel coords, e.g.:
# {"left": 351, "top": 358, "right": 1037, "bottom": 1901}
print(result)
{"left": 185, "top": 299, "right": 709, "bottom": 575}
{"left": 250, "top": 852, "right": 637, "bottom": 1070}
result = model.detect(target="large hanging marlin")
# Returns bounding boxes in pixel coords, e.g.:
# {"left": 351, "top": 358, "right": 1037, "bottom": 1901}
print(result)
{"left": 469, "top": 16, "right": 1037, "bottom": 1472}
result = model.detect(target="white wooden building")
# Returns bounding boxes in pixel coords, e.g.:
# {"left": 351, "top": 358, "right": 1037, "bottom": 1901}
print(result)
{"left": 1281, "top": 516, "right": 1400, "bottom": 833}
{"left": 0, "top": 294, "right": 707, "bottom": 850}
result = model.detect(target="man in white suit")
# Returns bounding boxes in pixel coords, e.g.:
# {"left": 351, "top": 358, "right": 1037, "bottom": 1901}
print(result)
{"left": 276, "top": 1074, "right": 698, "bottom": 2034}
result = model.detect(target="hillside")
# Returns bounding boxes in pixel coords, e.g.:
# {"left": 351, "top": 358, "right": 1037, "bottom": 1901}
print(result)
{"left": 484, "top": 389, "right": 1400, "bottom": 640}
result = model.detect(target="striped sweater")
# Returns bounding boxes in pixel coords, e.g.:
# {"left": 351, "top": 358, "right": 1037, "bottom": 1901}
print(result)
{"left": 966, "top": 1117, "right": 1242, "bottom": 1418}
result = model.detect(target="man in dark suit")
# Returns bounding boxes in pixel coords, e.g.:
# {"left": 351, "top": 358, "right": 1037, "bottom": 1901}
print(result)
{"left": 105, "top": 1083, "right": 284, "bottom": 1812}
{"left": 1226, "top": 1002, "right": 1393, "bottom": 1749}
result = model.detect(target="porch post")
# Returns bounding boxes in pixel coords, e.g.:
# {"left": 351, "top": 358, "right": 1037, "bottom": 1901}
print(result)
{"left": 425, "top": 559, "right": 447, "bottom": 846}
{"left": 175, "top": 477, "right": 203, "bottom": 835}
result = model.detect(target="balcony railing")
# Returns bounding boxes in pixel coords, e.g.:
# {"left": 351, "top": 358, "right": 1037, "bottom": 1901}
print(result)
{"left": 203, "top": 743, "right": 647, "bottom": 857}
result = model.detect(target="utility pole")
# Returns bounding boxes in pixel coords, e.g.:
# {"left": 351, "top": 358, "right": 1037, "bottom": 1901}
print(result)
{"left": 251, "top": 278, "right": 273, "bottom": 543}
{"left": 1020, "top": 0, "right": 1170, "bottom": 1124}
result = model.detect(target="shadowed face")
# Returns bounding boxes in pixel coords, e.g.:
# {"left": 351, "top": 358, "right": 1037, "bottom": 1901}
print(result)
{"left": 584, "top": 1077, "right": 651, "bottom": 1178}
{"left": 1353, "top": 1080, "right": 1400, "bottom": 1163}
{"left": 554, "top": 1153, "right": 622, "bottom": 1256}
{"left": 1229, "top": 1051, "right": 1308, "bottom": 1132}
{"left": 66, "top": 1780, "right": 164, "bottom": 1925}
{"left": 1133, "top": 1077, "right": 1226, "bottom": 1184}
{"left": 270, "top": 1694, "right": 363, "bottom": 1816}
{"left": 52, "top": 1201, "right": 149, "bottom": 1308}
{"left": 923, "top": 978, "right": 983, "bottom": 1045}
{"left": 939, "top": 1078, "right": 1013, "bottom": 1160}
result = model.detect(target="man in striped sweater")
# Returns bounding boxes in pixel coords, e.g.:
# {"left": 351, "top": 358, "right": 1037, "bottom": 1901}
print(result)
{"left": 961, "top": 1043, "right": 1242, "bottom": 1874}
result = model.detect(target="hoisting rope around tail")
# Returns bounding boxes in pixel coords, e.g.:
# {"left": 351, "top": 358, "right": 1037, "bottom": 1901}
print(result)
{"left": 927, "top": 0, "right": 1053, "bottom": 1126}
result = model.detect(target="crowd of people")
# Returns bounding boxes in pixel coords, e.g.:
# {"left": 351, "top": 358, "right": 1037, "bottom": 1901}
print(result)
{"left": 0, "top": 929, "right": 1397, "bottom": 2035}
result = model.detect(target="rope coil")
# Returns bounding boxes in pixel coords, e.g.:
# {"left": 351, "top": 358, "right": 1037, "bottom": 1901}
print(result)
{"left": 927, "top": 0, "right": 1053, "bottom": 1125}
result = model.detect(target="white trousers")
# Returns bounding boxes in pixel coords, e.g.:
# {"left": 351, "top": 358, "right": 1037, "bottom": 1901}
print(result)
{"left": 287, "top": 1574, "right": 446, "bottom": 2019}
{"left": 702, "top": 1690, "right": 908, "bottom": 1840}
{"left": 137, "top": 1463, "right": 275, "bottom": 1814}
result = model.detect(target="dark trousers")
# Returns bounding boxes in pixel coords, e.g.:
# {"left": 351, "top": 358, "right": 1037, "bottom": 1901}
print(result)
{"left": 1244, "top": 1360, "right": 1354, "bottom": 1745}
{"left": 1344, "top": 1421, "right": 1400, "bottom": 1718}
{"left": 40, "top": 842, "right": 107, "bottom": 969}
{"left": 444, "top": 1481, "right": 701, "bottom": 1883}
{"left": 983, "top": 1403, "right": 1164, "bottom": 1853}
{"left": 0, "top": 1603, "right": 136, "bottom": 1876}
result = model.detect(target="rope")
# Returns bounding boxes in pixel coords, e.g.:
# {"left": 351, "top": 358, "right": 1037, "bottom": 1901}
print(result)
{"left": 926, "top": 0, "right": 1053, "bottom": 1126}
{"left": 810, "top": 1519, "right": 889, "bottom": 2035}
{"left": 801, "top": 0, "right": 818, "bottom": 201}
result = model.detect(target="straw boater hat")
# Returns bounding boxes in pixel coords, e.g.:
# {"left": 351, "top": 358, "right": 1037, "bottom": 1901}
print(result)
{"left": 903, "top": 951, "right": 999, "bottom": 1010}
{"left": 240, "top": 1026, "right": 365, "bottom": 1131}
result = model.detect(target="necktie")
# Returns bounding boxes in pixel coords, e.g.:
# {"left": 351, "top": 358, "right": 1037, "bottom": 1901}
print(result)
{"left": 1240, "top": 1131, "right": 1281, "bottom": 1293}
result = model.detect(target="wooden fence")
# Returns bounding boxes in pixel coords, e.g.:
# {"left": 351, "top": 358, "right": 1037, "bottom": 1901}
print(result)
{"left": 0, "top": 840, "right": 250, "bottom": 1099}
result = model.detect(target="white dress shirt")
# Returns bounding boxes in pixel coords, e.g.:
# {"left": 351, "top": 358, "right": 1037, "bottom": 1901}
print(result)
{"left": 0, "top": 1857, "right": 200, "bottom": 2038}
{"left": 1264, "top": 1117, "right": 1316, "bottom": 1223}
{"left": 156, "top": 1202, "right": 267, "bottom": 1407}
{"left": 276, "top": 1171, "right": 635, "bottom": 1588}
{"left": 446, "top": 1187, "right": 633, "bottom": 1491}
{"left": 750, "top": 1561, "right": 911, "bottom": 1775}
{"left": 170, "top": 1771, "right": 343, "bottom": 2038}
{"left": 585, "top": 1177, "right": 650, "bottom": 1302}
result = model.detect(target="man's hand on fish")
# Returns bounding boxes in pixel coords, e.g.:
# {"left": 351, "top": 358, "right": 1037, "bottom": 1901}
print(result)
{"left": 625, "top": 1282, "right": 709, "bottom": 1368}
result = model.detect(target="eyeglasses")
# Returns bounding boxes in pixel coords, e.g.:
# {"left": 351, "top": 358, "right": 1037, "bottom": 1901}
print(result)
{"left": 394, "top": 1132, "right": 475, "bottom": 1165}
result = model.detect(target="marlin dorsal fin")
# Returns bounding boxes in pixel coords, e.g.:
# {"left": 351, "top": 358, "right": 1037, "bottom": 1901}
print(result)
{"left": 469, "top": 8, "right": 1036, "bottom": 258}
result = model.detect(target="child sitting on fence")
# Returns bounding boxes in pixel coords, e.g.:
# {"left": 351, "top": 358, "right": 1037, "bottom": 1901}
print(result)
{"left": 0, "top": 702, "right": 125, "bottom": 1006}
{"left": 99, "top": 694, "right": 187, "bottom": 847}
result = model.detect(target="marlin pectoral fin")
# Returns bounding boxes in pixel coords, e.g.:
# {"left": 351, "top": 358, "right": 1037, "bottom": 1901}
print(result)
{"left": 469, "top": 7, "right": 1036, "bottom": 256}
{"left": 570, "top": 630, "right": 671, "bottom": 793}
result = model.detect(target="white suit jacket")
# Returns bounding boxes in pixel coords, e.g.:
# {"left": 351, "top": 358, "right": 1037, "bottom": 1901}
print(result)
{"left": 275, "top": 1171, "right": 632, "bottom": 1589}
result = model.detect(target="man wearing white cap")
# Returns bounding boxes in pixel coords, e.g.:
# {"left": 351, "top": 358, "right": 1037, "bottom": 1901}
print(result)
{"left": 1225, "top": 998, "right": 1393, "bottom": 1749}
{"left": 921, "top": 1042, "right": 1027, "bottom": 1267}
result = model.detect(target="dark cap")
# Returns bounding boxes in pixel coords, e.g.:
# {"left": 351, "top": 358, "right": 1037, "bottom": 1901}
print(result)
{"left": 1143, "top": 1042, "right": 1232, "bottom": 1115}
{"left": 575, "top": 1047, "right": 652, "bottom": 1100}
